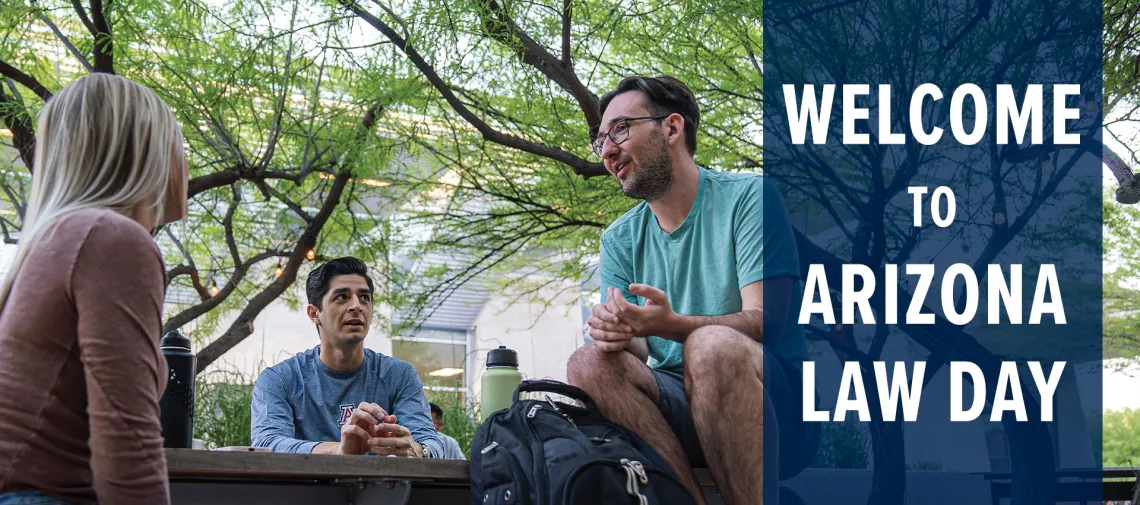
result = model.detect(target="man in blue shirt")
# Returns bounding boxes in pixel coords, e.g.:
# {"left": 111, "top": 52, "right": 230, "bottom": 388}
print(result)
{"left": 251, "top": 257, "right": 441, "bottom": 458}
{"left": 429, "top": 402, "right": 466, "bottom": 460}
{"left": 568, "top": 76, "right": 817, "bottom": 505}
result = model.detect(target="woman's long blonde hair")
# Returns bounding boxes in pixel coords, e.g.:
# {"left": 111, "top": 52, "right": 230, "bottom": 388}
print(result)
{"left": 0, "top": 73, "right": 186, "bottom": 312}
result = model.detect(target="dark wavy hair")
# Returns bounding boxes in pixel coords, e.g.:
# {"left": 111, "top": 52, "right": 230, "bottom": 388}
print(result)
{"left": 305, "top": 256, "right": 375, "bottom": 309}
{"left": 598, "top": 75, "right": 700, "bottom": 155}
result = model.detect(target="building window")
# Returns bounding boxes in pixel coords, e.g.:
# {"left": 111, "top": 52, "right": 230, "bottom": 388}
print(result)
{"left": 391, "top": 328, "right": 467, "bottom": 396}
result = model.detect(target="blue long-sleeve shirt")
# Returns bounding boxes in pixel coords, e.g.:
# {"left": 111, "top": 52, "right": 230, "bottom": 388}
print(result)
{"left": 250, "top": 346, "right": 442, "bottom": 458}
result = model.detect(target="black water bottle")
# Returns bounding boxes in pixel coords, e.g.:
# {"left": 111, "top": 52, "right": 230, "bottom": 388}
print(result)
{"left": 158, "top": 329, "right": 196, "bottom": 449}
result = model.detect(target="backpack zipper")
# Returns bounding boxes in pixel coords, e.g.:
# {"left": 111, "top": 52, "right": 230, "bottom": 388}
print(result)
{"left": 621, "top": 459, "right": 649, "bottom": 505}
{"left": 544, "top": 396, "right": 576, "bottom": 427}
{"left": 476, "top": 437, "right": 531, "bottom": 504}
{"left": 524, "top": 403, "right": 549, "bottom": 504}
{"left": 561, "top": 459, "right": 688, "bottom": 505}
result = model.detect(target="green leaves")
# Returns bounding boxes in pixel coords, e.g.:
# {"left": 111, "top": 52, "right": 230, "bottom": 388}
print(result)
{"left": 1104, "top": 190, "right": 1140, "bottom": 363}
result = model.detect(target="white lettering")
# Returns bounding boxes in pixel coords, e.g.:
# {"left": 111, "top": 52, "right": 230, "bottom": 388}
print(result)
{"left": 906, "top": 264, "right": 937, "bottom": 324}
{"left": 942, "top": 264, "right": 979, "bottom": 325}
{"left": 1029, "top": 362, "right": 1065, "bottom": 422}
{"left": 1029, "top": 265, "right": 1066, "bottom": 324}
{"left": 835, "top": 361, "right": 871, "bottom": 422}
{"left": 784, "top": 84, "right": 834, "bottom": 145}
{"left": 802, "top": 362, "right": 831, "bottom": 421}
{"left": 875, "top": 361, "right": 925, "bottom": 422}
{"left": 843, "top": 264, "right": 876, "bottom": 324}
{"left": 844, "top": 84, "right": 871, "bottom": 145}
{"left": 996, "top": 84, "right": 1043, "bottom": 145}
{"left": 911, "top": 83, "right": 944, "bottom": 145}
{"left": 950, "top": 84, "right": 987, "bottom": 145}
{"left": 931, "top": 186, "right": 956, "bottom": 227}
{"left": 988, "top": 264, "right": 1022, "bottom": 324}
{"left": 991, "top": 362, "right": 1027, "bottom": 422}
{"left": 799, "top": 264, "right": 835, "bottom": 324}
{"left": 950, "top": 362, "right": 985, "bottom": 421}
{"left": 1054, "top": 84, "right": 1081, "bottom": 145}
{"left": 909, "top": 186, "right": 929, "bottom": 227}
{"left": 878, "top": 84, "right": 906, "bottom": 144}
{"left": 779, "top": 84, "right": 1079, "bottom": 146}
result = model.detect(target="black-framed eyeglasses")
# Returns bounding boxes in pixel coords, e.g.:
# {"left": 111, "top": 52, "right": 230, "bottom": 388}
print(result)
{"left": 591, "top": 115, "right": 671, "bottom": 157}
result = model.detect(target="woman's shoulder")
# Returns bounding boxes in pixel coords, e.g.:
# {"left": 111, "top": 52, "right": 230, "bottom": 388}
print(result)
{"left": 54, "top": 208, "right": 159, "bottom": 254}
{"left": 31, "top": 209, "right": 162, "bottom": 281}
{"left": 13, "top": 209, "right": 162, "bottom": 302}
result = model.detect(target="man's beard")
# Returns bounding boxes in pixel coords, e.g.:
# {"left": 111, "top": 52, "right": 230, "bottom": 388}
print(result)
{"left": 622, "top": 132, "right": 673, "bottom": 201}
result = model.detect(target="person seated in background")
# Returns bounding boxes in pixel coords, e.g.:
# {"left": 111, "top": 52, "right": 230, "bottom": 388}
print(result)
{"left": 428, "top": 403, "right": 466, "bottom": 460}
{"left": 250, "top": 257, "right": 442, "bottom": 458}
{"left": 0, "top": 73, "right": 190, "bottom": 505}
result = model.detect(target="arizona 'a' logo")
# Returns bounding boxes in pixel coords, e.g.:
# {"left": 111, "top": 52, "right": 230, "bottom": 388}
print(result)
{"left": 338, "top": 404, "right": 355, "bottom": 426}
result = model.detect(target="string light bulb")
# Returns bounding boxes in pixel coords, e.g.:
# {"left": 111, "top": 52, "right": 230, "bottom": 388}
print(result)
{"left": 275, "top": 265, "right": 284, "bottom": 278}
{"left": 306, "top": 249, "right": 316, "bottom": 261}
{"left": 994, "top": 211, "right": 1006, "bottom": 226}
{"left": 209, "top": 284, "right": 220, "bottom": 296}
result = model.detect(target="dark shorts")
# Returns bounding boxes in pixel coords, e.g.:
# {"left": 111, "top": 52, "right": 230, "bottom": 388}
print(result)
{"left": 652, "top": 345, "right": 819, "bottom": 478}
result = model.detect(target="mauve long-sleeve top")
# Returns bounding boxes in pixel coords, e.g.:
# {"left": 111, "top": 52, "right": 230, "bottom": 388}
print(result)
{"left": 0, "top": 208, "right": 171, "bottom": 505}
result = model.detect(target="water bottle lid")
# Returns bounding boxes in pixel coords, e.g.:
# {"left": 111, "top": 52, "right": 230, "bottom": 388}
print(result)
{"left": 486, "top": 346, "right": 519, "bottom": 368}
{"left": 161, "top": 329, "right": 192, "bottom": 351}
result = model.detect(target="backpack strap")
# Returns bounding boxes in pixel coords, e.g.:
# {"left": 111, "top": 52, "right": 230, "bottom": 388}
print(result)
{"left": 512, "top": 379, "right": 597, "bottom": 410}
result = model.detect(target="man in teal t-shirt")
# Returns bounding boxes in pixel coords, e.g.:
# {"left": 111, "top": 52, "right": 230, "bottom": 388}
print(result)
{"left": 567, "top": 76, "right": 818, "bottom": 505}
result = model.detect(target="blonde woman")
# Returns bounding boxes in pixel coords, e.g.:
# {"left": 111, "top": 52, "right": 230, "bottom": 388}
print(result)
{"left": 0, "top": 73, "right": 188, "bottom": 505}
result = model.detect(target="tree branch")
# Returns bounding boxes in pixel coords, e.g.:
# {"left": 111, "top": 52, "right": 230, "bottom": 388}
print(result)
{"left": 253, "top": 179, "right": 313, "bottom": 223}
{"left": 165, "top": 264, "right": 196, "bottom": 289}
{"left": 35, "top": 8, "right": 94, "bottom": 72}
{"left": 0, "top": 172, "right": 27, "bottom": 221}
{"left": 162, "top": 247, "right": 281, "bottom": 333}
{"left": 0, "top": 83, "right": 37, "bottom": 171}
{"left": 164, "top": 227, "right": 209, "bottom": 298}
{"left": 188, "top": 155, "right": 333, "bottom": 198}
{"left": 222, "top": 187, "right": 243, "bottom": 268}
{"left": 0, "top": 59, "right": 54, "bottom": 101}
{"left": 474, "top": 0, "right": 599, "bottom": 126}
{"left": 341, "top": 0, "right": 605, "bottom": 178}
{"left": 71, "top": 0, "right": 97, "bottom": 36}
{"left": 256, "top": 0, "right": 300, "bottom": 173}
{"left": 560, "top": 0, "right": 572, "bottom": 68}
{"left": 193, "top": 169, "right": 352, "bottom": 372}
{"left": 188, "top": 170, "right": 242, "bottom": 198}
{"left": 90, "top": 0, "right": 113, "bottom": 73}
{"left": 0, "top": 218, "right": 17, "bottom": 244}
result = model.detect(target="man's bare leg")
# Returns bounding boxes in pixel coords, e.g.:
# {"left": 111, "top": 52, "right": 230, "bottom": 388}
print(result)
{"left": 567, "top": 343, "right": 706, "bottom": 505}
{"left": 684, "top": 326, "right": 772, "bottom": 505}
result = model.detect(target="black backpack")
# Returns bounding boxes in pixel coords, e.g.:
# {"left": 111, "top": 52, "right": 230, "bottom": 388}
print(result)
{"left": 469, "top": 379, "right": 700, "bottom": 505}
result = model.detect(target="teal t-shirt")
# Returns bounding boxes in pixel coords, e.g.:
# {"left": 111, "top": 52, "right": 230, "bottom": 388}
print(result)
{"left": 599, "top": 166, "right": 808, "bottom": 374}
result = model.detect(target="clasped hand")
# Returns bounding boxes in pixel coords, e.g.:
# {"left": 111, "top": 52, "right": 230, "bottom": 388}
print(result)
{"left": 586, "top": 284, "right": 680, "bottom": 352}
{"left": 338, "top": 402, "right": 421, "bottom": 457}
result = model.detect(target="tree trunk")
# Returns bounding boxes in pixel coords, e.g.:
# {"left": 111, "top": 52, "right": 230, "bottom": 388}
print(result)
{"left": 867, "top": 417, "right": 906, "bottom": 505}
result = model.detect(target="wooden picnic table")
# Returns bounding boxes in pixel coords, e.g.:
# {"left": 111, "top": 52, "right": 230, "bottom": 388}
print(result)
{"left": 165, "top": 448, "right": 727, "bottom": 505}
{"left": 166, "top": 448, "right": 469, "bottom": 505}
